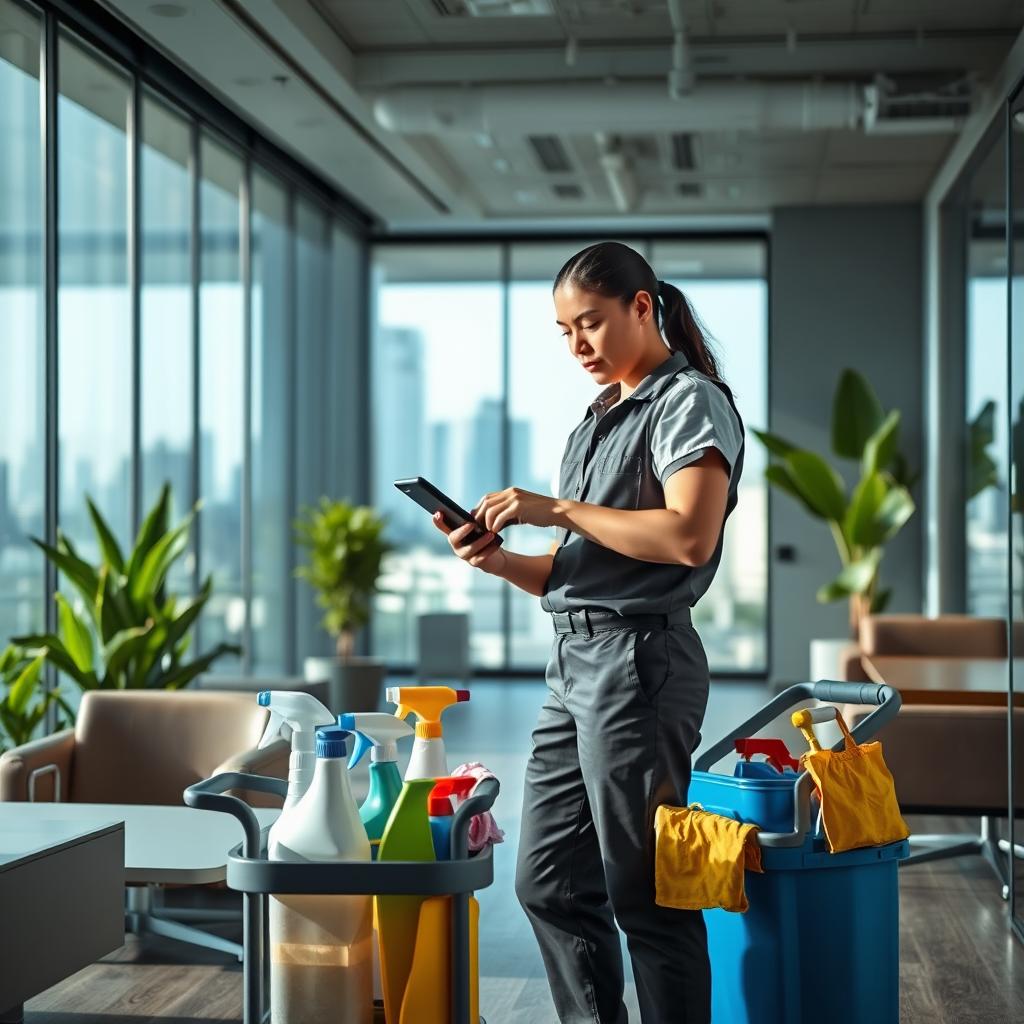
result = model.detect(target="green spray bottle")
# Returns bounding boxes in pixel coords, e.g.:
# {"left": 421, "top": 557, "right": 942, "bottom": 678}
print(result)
{"left": 376, "top": 778, "right": 437, "bottom": 1024}
{"left": 337, "top": 712, "right": 413, "bottom": 857}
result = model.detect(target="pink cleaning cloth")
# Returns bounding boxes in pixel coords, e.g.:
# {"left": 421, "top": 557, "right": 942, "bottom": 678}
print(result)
{"left": 451, "top": 761, "right": 506, "bottom": 853}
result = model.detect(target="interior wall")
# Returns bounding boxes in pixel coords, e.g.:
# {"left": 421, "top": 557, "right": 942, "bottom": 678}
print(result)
{"left": 769, "top": 204, "right": 924, "bottom": 684}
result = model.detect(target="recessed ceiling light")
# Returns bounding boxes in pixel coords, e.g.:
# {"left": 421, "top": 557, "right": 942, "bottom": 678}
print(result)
{"left": 149, "top": 3, "right": 186, "bottom": 17}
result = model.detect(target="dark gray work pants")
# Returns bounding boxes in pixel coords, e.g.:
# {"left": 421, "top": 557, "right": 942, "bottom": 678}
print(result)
{"left": 515, "top": 622, "right": 712, "bottom": 1024}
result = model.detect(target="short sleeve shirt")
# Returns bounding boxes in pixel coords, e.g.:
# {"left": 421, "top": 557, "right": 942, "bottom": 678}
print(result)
{"left": 540, "top": 349, "right": 745, "bottom": 615}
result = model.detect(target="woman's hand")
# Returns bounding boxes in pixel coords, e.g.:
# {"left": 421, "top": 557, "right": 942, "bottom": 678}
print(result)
{"left": 471, "top": 488, "right": 562, "bottom": 533}
{"left": 432, "top": 512, "right": 507, "bottom": 574}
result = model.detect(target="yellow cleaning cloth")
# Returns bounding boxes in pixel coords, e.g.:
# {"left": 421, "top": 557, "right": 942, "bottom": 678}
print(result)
{"left": 654, "top": 802, "right": 764, "bottom": 913}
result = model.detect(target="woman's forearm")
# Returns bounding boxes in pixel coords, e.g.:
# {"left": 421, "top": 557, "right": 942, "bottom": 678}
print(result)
{"left": 482, "top": 549, "right": 554, "bottom": 597}
{"left": 552, "top": 499, "right": 697, "bottom": 565}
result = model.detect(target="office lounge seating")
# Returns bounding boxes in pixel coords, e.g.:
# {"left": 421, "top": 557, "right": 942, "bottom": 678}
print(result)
{"left": 0, "top": 688, "right": 289, "bottom": 955}
{"left": 837, "top": 614, "right": 1024, "bottom": 896}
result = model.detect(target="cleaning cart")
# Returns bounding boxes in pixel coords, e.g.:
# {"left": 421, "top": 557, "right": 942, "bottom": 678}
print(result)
{"left": 689, "top": 679, "right": 910, "bottom": 1024}
{"left": 184, "top": 770, "right": 498, "bottom": 1024}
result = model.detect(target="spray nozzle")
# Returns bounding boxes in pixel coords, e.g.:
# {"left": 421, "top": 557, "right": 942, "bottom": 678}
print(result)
{"left": 337, "top": 712, "right": 415, "bottom": 768}
{"left": 428, "top": 776, "right": 477, "bottom": 816}
{"left": 257, "top": 691, "right": 335, "bottom": 752}
{"left": 385, "top": 686, "right": 470, "bottom": 740}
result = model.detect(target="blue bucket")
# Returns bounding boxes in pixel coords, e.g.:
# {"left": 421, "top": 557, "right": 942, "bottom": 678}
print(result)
{"left": 688, "top": 770, "right": 908, "bottom": 1024}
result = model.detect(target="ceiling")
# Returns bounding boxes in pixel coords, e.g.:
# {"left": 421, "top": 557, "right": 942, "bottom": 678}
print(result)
{"left": 99, "top": 1, "right": 1024, "bottom": 232}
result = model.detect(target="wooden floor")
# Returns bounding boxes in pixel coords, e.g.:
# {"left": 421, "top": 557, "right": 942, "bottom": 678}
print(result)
{"left": 22, "top": 679, "right": 1024, "bottom": 1024}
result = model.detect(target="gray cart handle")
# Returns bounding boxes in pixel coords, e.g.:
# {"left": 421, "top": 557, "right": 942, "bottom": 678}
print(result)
{"left": 692, "top": 679, "right": 902, "bottom": 848}
{"left": 183, "top": 771, "right": 499, "bottom": 862}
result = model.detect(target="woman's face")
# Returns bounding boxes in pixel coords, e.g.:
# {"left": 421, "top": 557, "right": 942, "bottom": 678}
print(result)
{"left": 553, "top": 282, "right": 655, "bottom": 385}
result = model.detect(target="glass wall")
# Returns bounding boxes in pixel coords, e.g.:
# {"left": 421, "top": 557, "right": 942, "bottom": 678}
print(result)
{"left": 0, "top": 0, "right": 44, "bottom": 642}
{"left": 250, "top": 170, "right": 290, "bottom": 674}
{"left": 965, "top": 129, "right": 1010, "bottom": 617}
{"left": 140, "top": 93, "right": 192, "bottom": 597}
{"left": 371, "top": 238, "right": 769, "bottom": 674}
{"left": 57, "top": 35, "right": 132, "bottom": 556}
{"left": 371, "top": 245, "right": 506, "bottom": 667}
{"left": 0, "top": 0, "right": 364, "bottom": 683}
{"left": 197, "top": 135, "right": 245, "bottom": 669}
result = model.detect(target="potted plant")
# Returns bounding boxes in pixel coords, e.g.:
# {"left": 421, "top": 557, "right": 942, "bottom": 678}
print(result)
{"left": 13, "top": 483, "right": 240, "bottom": 694}
{"left": 753, "top": 369, "right": 917, "bottom": 677}
{"left": 294, "top": 497, "right": 393, "bottom": 712}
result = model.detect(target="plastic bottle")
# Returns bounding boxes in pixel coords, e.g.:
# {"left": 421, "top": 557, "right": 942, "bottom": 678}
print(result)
{"left": 337, "top": 711, "right": 415, "bottom": 1012}
{"left": 268, "top": 726, "right": 373, "bottom": 1024}
{"left": 427, "top": 776, "right": 477, "bottom": 860}
{"left": 376, "top": 777, "right": 437, "bottom": 1024}
{"left": 385, "top": 685, "right": 470, "bottom": 780}
{"left": 256, "top": 690, "right": 335, "bottom": 852}
{"left": 337, "top": 712, "right": 414, "bottom": 854}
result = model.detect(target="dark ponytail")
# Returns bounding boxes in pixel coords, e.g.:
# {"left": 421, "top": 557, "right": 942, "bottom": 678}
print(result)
{"left": 553, "top": 240, "right": 722, "bottom": 382}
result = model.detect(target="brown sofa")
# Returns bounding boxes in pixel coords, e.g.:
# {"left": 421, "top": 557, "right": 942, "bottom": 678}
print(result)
{"left": 0, "top": 688, "right": 289, "bottom": 807}
{"left": 836, "top": 613, "right": 1022, "bottom": 894}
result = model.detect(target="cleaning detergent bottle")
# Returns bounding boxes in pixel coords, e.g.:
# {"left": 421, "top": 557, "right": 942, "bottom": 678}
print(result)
{"left": 376, "top": 777, "right": 437, "bottom": 1024}
{"left": 268, "top": 726, "right": 373, "bottom": 1024}
{"left": 400, "top": 777, "right": 482, "bottom": 1024}
{"left": 385, "top": 685, "right": 470, "bottom": 780}
{"left": 428, "top": 776, "right": 477, "bottom": 860}
{"left": 256, "top": 690, "right": 334, "bottom": 852}
{"left": 337, "top": 712, "right": 414, "bottom": 855}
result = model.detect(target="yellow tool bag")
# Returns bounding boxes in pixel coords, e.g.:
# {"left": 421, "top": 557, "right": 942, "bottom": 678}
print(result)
{"left": 654, "top": 802, "right": 764, "bottom": 913}
{"left": 791, "top": 706, "right": 911, "bottom": 854}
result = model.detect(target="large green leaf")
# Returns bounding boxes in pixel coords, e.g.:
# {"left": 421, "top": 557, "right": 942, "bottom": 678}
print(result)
{"left": 816, "top": 549, "right": 882, "bottom": 603}
{"left": 30, "top": 537, "right": 99, "bottom": 611}
{"left": 56, "top": 593, "right": 94, "bottom": 673}
{"left": 125, "top": 482, "right": 172, "bottom": 585}
{"left": 832, "top": 369, "right": 885, "bottom": 460}
{"left": 7, "top": 651, "right": 47, "bottom": 716}
{"left": 130, "top": 516, "right": 192, "bottom": 604}
{"left": 782, "top": 451, "right": 848, "bottom": 522}
{"left": 844, "top": 471, "right": 887, "bottom": 548}
{"left": 751, "top": 428, "right": 800, "bottom": 459}
{"left": 871, "top": 485, "right": 916, "bottom": 545}
{"left": 86, "top": 494, "right": 126, "bottom": 575}
{"left": 861, "top": 409, "right": 901, "bottom": 479}
{"left": 968, "top": 399, "right": 999, "bottom": 499}
{"left": 10, "top": 632, "right": 96, "bottom": 688}
{"left": 102, "top": 626, "right": 152, "bottom": 687}
{"left": 871, "top": 587, "right": 893, "bottom": 613}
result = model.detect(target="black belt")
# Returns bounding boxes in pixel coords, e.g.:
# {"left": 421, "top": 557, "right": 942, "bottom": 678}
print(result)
{"left": 550, "top": 607, "right": 691, "bottom": 637}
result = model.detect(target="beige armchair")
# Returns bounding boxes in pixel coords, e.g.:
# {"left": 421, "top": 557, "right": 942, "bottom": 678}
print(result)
{"left": 0, "top": 688, "right": 290, "bottom": 955}
{"left": 837, "top": 614, "right": 1023, "bottom": 896}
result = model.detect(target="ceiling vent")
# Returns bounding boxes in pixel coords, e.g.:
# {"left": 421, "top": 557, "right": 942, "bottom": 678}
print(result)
{"left": 528, "top": 134, "right": 574, "bottom": 173}
{"left": 430, "top": 0, "right": 555, "bottom": 16}
{"left": 671, "top": 132, "right": 696, "bottom": 171}
{"left": 553, "top": 183, "right": 584, "bottom": 199}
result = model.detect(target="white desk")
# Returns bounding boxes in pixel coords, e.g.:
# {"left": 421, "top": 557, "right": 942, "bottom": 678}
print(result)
{"left": 0, "top": 802, "right": 279, "bottom": 883}
{"left": 0, "top": 802, "right": 280, "bottom": 961}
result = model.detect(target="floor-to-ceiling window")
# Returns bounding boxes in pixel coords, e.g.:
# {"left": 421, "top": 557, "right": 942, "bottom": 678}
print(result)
{"left": 250, "top": 170, "right": 290, "bottom": 674}
{"left": 0, "top": 0, "right": 366, "bottom": 686}
{"left": 371, "top": 245, "right": 505, "bottom": 667}
{"left": 57, "top": 34, "right": 131, "bottom": 557}
{"left": 965, "top": 129, "right": 1010, "bottom": 617}
{"left": 371, "top": 237, "right": 769, "bottom": 675}
{"left": 0, "top": 0, "right": 44, "bottom": 643}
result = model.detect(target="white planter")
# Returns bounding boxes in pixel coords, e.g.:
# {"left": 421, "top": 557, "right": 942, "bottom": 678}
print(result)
{"left": 809, "top": 637, "right": 850, "bottom": 684}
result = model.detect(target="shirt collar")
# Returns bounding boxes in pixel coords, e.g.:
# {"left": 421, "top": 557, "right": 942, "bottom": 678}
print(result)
{"left": 588, "top": 350, "right": 690, "bottom": 414}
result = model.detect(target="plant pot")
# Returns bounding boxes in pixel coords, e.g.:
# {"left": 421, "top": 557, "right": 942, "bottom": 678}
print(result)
{"left": 809, "top": 637, "right": 851, "bottom": 684}
{"left": 303, "top": 655, "right": 386, "bottom": 714}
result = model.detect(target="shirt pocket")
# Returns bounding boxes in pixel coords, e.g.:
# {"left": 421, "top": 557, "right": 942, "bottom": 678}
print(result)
{"left": 592, "top": 452, "right": 642, "bottom": 509}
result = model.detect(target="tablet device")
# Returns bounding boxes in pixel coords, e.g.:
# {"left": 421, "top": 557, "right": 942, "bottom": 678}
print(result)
{"left": 394, "top": 476, "right": 504, "bottom": 547}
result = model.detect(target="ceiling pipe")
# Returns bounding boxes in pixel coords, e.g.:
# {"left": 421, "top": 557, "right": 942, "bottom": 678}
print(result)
{"left": 595, "top": 132, "right": 638, "bottom": 212}
{"left": 373, "top": 80, "right": 864, "bottom": 135}
{"left": 666, "top": 0, "right": 694, "bottom": 97}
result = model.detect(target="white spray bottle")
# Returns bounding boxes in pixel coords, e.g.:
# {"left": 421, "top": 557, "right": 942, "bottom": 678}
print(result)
{"left": 256, "top": 690, "right": 334, "bottom": 853}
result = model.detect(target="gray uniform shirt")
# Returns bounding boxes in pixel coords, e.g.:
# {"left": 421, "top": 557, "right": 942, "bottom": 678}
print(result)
{"left": 540, "top": 349, "right": 745, "bottom": 615}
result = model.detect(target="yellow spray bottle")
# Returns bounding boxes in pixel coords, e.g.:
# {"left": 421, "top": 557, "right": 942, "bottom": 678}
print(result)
{"left": 386, "top": 685, "right": 470, "bottom": 780}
